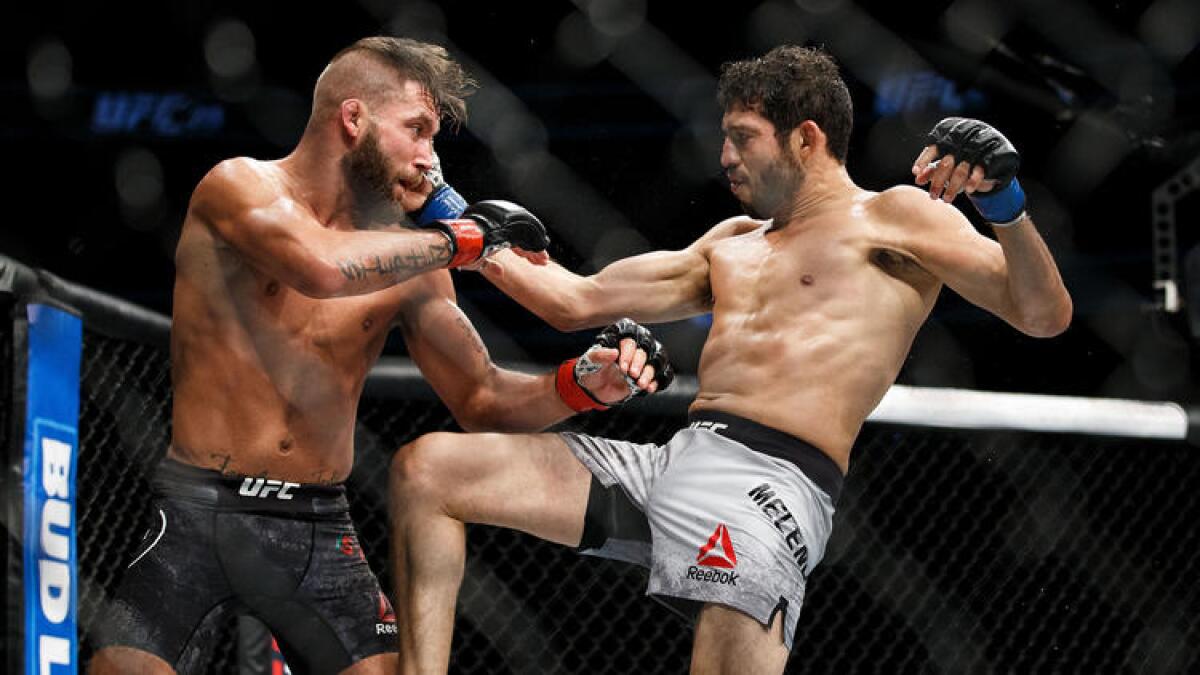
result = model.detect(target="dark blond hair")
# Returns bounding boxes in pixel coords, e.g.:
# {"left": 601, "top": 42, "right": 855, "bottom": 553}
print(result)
{"left": 326, "top": 37, "right": 476, "bottom": 129}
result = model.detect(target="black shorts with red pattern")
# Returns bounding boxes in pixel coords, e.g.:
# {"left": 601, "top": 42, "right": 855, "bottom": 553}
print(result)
{"left": 92, "top": 458, "right": 396, "bottom": 674}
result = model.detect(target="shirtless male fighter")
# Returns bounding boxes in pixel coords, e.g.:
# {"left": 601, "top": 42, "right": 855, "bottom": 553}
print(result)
{"left": 388, "top": 45, "right": 1072, "bottom": 674}
{"left": 88, "top": 36, "right": 673, "bottom": 675}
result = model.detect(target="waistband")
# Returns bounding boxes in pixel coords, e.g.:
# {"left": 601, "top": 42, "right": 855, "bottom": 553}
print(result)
{"left": 151, "top": 458, "right": 350, "bottom": 518}
{"left": 686, "top": 410, "right": 844, "bottom": 502}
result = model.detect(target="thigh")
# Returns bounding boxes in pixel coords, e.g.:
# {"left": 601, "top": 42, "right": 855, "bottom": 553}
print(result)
{"left": 339, "top": 652, "right": 398, "bottom": 675}
{"left": 690, "top": 603, "right": 789, "bottom": 675}
{"left": 230, "top": 514, "right": 396, "bottom": 675}
{"left": 404, "top": 431, "right": 593, "bottom": 546}
{"left": 90, "top": 500, "right": 233, "bottom": 669}
{"left": 88, "top": 646, "right": 177, "bottom": 675}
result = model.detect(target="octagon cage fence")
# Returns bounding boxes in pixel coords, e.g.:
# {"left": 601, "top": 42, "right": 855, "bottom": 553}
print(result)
{"left": 2, "top": 254, "right": 1197, "bottom": 675}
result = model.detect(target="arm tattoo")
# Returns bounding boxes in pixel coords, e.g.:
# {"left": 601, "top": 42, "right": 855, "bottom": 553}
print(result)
{"left": 336, "top": 241, "right": 453, "bottom": 282}
{"left": 455, "top": 314, "right": 487, "bottom": 355}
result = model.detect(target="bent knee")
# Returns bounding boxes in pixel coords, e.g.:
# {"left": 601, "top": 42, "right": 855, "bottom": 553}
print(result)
{"left": 390, "top": 432, "right": 460, "bottom": 497}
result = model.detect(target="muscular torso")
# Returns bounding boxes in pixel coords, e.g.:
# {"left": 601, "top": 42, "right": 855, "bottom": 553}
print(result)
{"left": 169, "top": 165, "right": 429, "bottom": 483}
{"left": 692, "top": 191, "right": 941, "bottom": 471}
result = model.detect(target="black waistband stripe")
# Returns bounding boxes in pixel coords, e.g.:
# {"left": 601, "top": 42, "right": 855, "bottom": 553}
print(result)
{"left": 152, "top": 458, "right": 349, "bottom": 517}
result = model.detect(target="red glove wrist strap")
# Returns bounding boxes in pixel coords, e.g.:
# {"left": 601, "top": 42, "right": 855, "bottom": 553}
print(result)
{"left": 442, "top": 220, "right": 484, "bottom": 268}
{"left": 555, "top": 359, "right": 609, "bottom": 412}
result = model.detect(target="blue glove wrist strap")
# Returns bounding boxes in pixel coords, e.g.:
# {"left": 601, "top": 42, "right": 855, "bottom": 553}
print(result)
{"left": 968, "top": 178, "right": 1025, "bottom": 224}
{"left": 412, "top": 185, "right": 468, "bottom": 225}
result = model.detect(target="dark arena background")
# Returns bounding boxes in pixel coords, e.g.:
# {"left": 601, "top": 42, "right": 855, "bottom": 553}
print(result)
{"left": 4, "top": 1, "right": 1200, "bottom": 673}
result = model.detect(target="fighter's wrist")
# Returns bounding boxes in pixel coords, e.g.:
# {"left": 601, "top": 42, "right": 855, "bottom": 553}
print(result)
{"left": 968, "top": 177, "right": 1026, "bottom": 225}
{"left": 988, "top": 210, "right": 1029, "bottom": 229}
{"left": 555, "top": 359, "right": 609, "bottom": 412}
{"left": 410, "top": 184, "right": 468, "bottom": 226}
{"left": 437, "top": 220, "right": 485, "bottom": 268}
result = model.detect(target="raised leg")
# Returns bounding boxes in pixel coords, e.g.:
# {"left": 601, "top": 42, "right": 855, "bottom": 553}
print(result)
{"left": 389, "top": 431, "right": 592, "bottom": 675}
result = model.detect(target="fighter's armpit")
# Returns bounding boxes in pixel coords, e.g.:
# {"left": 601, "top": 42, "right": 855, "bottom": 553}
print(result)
{"left": 865, "top": 185, "right": 992, "bottom": 280}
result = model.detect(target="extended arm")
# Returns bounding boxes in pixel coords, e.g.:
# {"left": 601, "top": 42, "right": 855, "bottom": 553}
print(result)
{"left": 478, "top": 217, "right": 754, "bottom": 331}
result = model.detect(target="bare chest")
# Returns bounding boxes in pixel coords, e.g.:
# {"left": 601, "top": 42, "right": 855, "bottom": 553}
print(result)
{"left": 709, "top": 230, "right": 842, "bottom": 311}
{"left": 707, "top": 226, "right": 934, "bottom": 316}
{"left": 249, "top": 276, "right": 402, "bottom": 351}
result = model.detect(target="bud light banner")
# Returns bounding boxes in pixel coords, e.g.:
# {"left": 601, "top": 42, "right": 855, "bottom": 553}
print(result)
{"left": 22, "top": 304, "right": 82, "bottom": 675}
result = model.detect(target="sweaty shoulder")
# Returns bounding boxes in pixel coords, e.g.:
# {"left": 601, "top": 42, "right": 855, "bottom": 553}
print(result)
{"left": 866, "top": 184, "right": 966, "bottom": 234}
{"left": 692, "top": 215, "right": 765, "bottom": 252}
{"left": 189, "top": 157, "right": 282, "bottom": 224}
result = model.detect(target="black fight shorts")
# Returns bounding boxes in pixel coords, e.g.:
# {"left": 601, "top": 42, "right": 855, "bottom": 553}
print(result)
{"left": 91, "top": 458, "right": 396, "bottom": 674}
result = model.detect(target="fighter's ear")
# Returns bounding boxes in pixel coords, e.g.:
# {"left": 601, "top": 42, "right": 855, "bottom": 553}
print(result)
{"left": 794, "top": 120, "right": 825, "bottom": 157}
{"left": 339, "top": 99, "right": 367, "bottom": 140}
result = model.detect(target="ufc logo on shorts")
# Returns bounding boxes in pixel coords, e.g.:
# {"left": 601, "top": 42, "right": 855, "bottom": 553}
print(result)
{"left": 238, "top": 477, "right": 300, "bottom": 500}
{"left": 689, "top": 421, "right": 728, "bottom": 433}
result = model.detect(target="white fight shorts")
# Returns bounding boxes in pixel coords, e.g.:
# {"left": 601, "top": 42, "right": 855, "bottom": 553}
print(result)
{"left": 561, "top": 410, "right": 842, "bottom": 650}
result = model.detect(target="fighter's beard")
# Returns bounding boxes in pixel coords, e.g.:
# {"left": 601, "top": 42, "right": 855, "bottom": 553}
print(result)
{"left": 742, "top": 157, "right": 805, "bottom": 221}
{"left": 352, "top": 197, "right": 407, "bottom": 230}
{"left": 342, "top": 131, "right": 408, "bottom": 230}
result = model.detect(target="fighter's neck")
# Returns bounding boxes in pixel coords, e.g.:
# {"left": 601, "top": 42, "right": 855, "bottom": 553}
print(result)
{"left": 772, "top": 165, "right": 860, "bottom": 229}
{"left": 277, "top": 135, "right": 359, "bottom": 230}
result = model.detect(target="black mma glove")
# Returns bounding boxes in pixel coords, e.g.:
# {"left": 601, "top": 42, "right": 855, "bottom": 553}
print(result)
{"left": 556, "top": 318, "right": 676, "bottom": 412}
{"left": 927, "top": 117, "right": 1026, "bottom": 226}
{"left": 423, "top": 200, "right": 551, "bottom": 269}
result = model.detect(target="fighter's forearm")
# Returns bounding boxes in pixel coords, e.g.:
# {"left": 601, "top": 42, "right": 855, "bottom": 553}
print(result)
{"left": 481, "top": 249, "right": 708, "bottom": 331}
{"left": 993, "top": 216, "right": 1073, "bottom": 337}
{"left": 456, "top": 369, "right": 576, "bottom": 433}
{"left": 480, "top": 253, "right": 607, "bottom": 331}
{"left": 318, "top": 230, "right": 454, "bottom": 297}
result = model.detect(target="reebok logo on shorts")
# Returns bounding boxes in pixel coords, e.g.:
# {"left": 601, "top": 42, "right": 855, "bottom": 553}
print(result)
{"left": 375, "top": 591, "right": 397, "bottom": 635}
{"left": 697, "top": 523, "right": 737, "bottom": 568}
{"left": 747, "top": 483, "right": 810, "bottom": 577}
{"left": 686, "top": 523, "right": 739, "bottom": 585}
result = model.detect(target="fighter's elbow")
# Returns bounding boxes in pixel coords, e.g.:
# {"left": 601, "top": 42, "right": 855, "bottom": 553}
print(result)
{"left": 447, "top": 389, "right": 499, "bottom": 432}
{"left": 453, "top": 413, "right": 490, "bottom": 433}
{"left": 455, "top": 405, "right": 511, "bottom": 433}
{"left": 1018, "top": 295, "right": 1073, "bottom": 338}
{"left": 293, "top": 263, "right": 348, "bottom": 299}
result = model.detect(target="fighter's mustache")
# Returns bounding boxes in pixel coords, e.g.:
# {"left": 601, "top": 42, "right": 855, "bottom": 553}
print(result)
{"left": 398, "top": 172, "right": 426, "bottom": 192}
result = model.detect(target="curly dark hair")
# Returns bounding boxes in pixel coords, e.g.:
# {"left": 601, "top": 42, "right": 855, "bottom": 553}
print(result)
{"left": 717, "top": 45, "right": 853, "bottom": 163}
{"left": 331, "top": 36, "right": 476, "bottom": 130}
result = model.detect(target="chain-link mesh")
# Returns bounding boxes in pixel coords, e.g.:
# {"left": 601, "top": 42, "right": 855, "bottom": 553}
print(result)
{"left": 73, "top": 328, "right": 1200, "bottom": 674}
